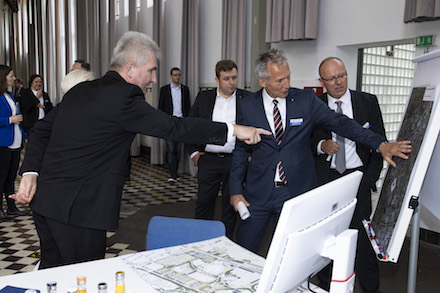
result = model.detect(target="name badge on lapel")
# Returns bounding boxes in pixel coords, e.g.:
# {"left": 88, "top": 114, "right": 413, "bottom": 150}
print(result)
{"left": 290, "top": 118, "right": 303, "bottom": 126}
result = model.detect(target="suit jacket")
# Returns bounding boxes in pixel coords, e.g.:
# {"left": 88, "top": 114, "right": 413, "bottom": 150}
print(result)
{"left": 0, "top": 92, "right": 25, "bottom": 147}
{"left": 19, "top": 87, "right": 54, "bottom": 129}
{"left": 311, "top": 90, "right": 386, "bottom": 190}
{"left": 21, "top": 71, "right": 228, "bottom": 231}
{"left": 229, "top": 88, "right": 385, "bottom": 206}
{"left": 14, "top": 86, "right": 23, "bottom": 101}
{"left": 158, "top": 83, "right": 191, "bottom": 117}
{"left": 186, "top": 88, "right": 251, "bottom": 155}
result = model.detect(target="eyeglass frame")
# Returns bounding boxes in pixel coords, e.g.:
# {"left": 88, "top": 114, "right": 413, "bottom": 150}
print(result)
{"left": 320, "top": 72, "right": 347, "bottom": 82}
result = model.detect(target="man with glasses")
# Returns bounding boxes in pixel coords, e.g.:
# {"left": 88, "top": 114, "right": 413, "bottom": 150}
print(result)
{"left": 311, "top": 57, "right": 385, "bottom": 293}
{"left": 229, "top": 49, "right": 410, "bottom": 256}
{"left": 159, "top": 67, "right": 191, "bottom": 182}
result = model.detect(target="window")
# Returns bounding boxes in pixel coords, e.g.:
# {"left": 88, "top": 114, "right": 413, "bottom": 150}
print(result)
{"left": 360, "top": 44, "right": 416, "bottom": 189}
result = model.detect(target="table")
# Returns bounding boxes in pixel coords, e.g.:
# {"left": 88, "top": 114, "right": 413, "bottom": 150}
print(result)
{"left": 0, "top": 237, "right": 327, "bottom": 293}
{"left": 0, "top": 257, "right": 155, "bottom": 292}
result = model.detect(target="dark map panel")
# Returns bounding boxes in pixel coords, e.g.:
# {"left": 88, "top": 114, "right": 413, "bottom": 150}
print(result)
{"left": 371, "top": 87, "right": 433, "bottom": 254}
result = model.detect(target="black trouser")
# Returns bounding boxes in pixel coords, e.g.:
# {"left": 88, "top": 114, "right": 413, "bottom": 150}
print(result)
{"left": 33, "top": 212, "right": 106, "bottom": 269}
{"left": 0, "top": 147, "right": 21, "bottom": 211}
{"left": 195, "top": 152, "right": 237, "bottom": 239}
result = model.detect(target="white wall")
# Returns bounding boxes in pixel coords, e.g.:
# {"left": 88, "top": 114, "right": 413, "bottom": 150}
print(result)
{"left": 272, "top": 0, "right": 440, "bottom": 89}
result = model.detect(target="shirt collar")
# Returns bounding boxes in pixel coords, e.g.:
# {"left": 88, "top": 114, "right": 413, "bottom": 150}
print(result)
{"left": 262, "top": 88, "right": 285, "bottom": 104}
{"left": 327, "top": 89, "right": 350, "bottom": 105}
{"left": 171, "top": 83, "right": 181, "bottom": 90}
{"left": 216, "top": 88, "right": 237, "bottom": 100}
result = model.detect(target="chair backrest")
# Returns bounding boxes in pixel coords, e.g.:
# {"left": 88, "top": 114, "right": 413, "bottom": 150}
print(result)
{"left": 146, "top": 216, "right": 226, "bottom": 250}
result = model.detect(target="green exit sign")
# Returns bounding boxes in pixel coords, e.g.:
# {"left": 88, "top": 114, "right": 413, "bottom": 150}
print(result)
{"left": 416, "top": 35, "right": 435, "bottom": 47}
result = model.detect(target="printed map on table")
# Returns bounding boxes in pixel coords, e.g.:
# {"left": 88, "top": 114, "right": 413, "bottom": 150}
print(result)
{"left": 121, "top": 236, "right": 265, "bottom": 293}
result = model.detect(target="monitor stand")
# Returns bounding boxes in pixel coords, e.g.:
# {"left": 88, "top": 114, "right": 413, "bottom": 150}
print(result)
{"left": 321, "top": 229, "right": 358, "bottom": 293}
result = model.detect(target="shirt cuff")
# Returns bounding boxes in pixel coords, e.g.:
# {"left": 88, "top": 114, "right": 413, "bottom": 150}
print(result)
{"left": 376, "top": 140, "right": 388, "bottom": 153}
{"left": 190, "top": 151, "right": 199, "bottom": 159}
{"left": 317, "top": 140, "right": 325, "bottom": 155}
{"left": 22, "top": 171, "right": 39, "bottom": 177}
{"left": 226, "top": 123, "right": 234, "bottom": 142}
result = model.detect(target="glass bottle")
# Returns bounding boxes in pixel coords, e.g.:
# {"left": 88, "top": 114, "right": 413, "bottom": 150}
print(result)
{"left": 98, "top": 282, "right": 107, "bottom": 293}
{"left": 115, "top": 271, "right": 125, "bottom": 293}
{"left": 47, "top": 281, "right": 57, "bottom": 293}
{"left": 77, "top": 275, "right": 87, "bottom": 293}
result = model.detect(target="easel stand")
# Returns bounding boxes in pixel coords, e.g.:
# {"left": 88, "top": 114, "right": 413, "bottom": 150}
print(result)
{"left": 407, "top": 197, "right": 420, "bottom": 293}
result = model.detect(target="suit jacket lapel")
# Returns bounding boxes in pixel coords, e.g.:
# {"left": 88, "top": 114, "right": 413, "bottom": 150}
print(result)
{"left": 350, "top": 90, "right": 362, "bottom": 123}
{"left": 208, "top": 89, "right": 217, "bottom": 119}
{"left": 282, "top": 91, "right": 298, "bottom": 144}
{"left": 235, "top": 90, "right": 243, "bottom": 121}
{"left": 253, "top": 90, "right": 277, "bottom": 145}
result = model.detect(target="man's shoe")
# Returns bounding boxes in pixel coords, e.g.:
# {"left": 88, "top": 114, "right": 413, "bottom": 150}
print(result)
{"left": 6, "top": 207, "right": 28, "bottom": 216}
{"left": 0, "top": 210, "right": 13, "bottom": 221}
{"left": 167, "top": 178, "right": 177, "bottom": 183}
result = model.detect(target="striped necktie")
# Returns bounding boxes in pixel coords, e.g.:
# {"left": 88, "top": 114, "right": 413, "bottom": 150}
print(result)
{"left": 273, "top": 100, "right": 287, "bottom": 183}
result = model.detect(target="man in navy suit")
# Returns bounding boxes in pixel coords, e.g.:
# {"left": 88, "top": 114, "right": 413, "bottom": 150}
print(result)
{"left": 229, "top": 49, "right": 411, "bottom": 254}
{"left": 187, "top": 60, "right": 251, "bottom": 238}
{"left": 11, "top": 32, "right": 270, "bottom": 269}
{"left": 159, "top": 68, "right": 191, "bottom": 182}
{"left": 311, "top": 57, "right": 384, "bottom": 293}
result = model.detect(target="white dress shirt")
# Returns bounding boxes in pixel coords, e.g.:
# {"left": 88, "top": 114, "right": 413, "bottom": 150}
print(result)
{"left": 32, "top": 89, "right": 45, "bottom": 120}
{"left": 204, "top": 89, "right": 237, "bottom": 153}
{"left": 4, "top": 93, "right": 22, "bottom": 149}
{"left": 318, "top": 89, "right": 363, "bottom": 170}
{"left": 170, "top": 83, "right": 183, "bottom": 118}
{"left": 262, "top": 89, "right": 286, "bottom": 182}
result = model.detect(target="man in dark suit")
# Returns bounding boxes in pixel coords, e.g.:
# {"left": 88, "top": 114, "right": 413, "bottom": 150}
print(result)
{"left": 10, "top": 31, "right": 270, "bottom": 269}
{"left": 159, "top": 67, "right": 191, "bottom": 182}
{"left": 19, "top": 74, "right": 54, "bottom": 135}
{"left": 311, "top": 57, "right": 384, "bottom": 293}
{"left": 187, "top": 60, "right": 251, "bottom": 239}
{"left": 14, "top": 78, "right": 24, "bottom": 100}
{"left": 229, "top": 49, "right": 411, "bottom": 254}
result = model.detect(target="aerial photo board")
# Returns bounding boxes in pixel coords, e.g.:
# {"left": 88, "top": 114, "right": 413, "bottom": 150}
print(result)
{"left": 370, "top": 84, "right": 440, "bottom": 263}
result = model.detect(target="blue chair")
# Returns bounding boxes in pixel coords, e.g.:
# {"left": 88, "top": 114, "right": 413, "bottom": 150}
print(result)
{"left": 146, "top": 216, "right": 226, "bottom": 250}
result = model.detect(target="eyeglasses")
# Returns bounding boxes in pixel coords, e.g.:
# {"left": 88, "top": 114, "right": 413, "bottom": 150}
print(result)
{"left": 320, "top": 73, "right": 347, "bottom": 82}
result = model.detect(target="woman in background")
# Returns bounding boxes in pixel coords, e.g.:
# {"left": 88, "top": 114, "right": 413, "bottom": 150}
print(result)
{"left": 0, "top": 65, "right": 26, "bottom": 220}
{"left": 19, "top": 74, "right": 53, "bottom": 135}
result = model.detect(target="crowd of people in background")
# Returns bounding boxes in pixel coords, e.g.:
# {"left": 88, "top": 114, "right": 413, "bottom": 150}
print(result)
{"left": 0, "top": 60, "right": 93, "bottom": 223}
{"left": 2, "top": 31, "right": 412, "bottom": 293}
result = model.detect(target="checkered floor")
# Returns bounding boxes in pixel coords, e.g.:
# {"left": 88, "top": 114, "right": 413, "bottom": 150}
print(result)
{"left": 0, "top": 156, "right": 198, "bottom": 276}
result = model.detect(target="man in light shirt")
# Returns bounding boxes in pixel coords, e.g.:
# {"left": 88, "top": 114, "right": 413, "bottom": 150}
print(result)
{"left": 187, "top": 60, "right": 251, "bottom": 238}
{"left": 311, "top": 57, "right": 385, "bottom": 293}
{"left": 159, "top": 68, "right": 191, "bottom": 182}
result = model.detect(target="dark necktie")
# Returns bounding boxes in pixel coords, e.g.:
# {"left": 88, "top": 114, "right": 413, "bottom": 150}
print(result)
{"left": 273, "top": 100, "right": 287, "bottom": 183}
{"left": 335, "top": 100, "right": 346, "bottom": 174}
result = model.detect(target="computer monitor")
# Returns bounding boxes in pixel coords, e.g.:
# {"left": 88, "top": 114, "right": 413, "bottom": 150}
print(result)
{"left": 257, "top": 171, "right": 362, "bottom": 293}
